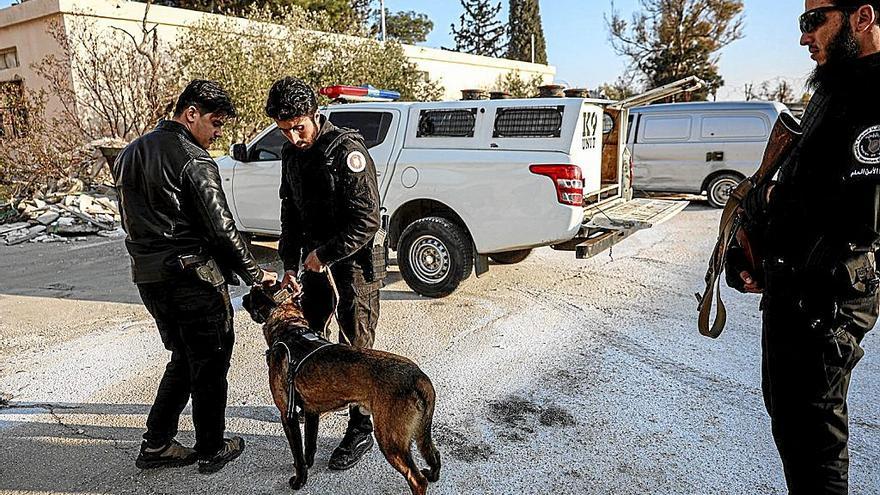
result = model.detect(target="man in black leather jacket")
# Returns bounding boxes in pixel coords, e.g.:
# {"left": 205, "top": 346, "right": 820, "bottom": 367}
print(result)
{"left": 265, "top": 77, "right": 383, "bottom": 471}
{"left": 730, "top": 2, "right": 880, "bottom": 492}
{"left": 113, "top": 80, "right": 276, "bottom": 474}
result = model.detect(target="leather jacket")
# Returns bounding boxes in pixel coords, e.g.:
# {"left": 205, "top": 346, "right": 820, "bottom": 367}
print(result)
{"left": 278, "top": 116, "right": 380, "bottom": 279}
{"left": 112, "top": 120, "right": 262, "bottom": 285}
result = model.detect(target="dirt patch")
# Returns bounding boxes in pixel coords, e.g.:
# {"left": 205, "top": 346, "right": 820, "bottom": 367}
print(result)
{"left": 539, "top": 405, "right": 576, "bottom": 427}
{"left": 433, "top": 424, "right": 494, "bottom": 462}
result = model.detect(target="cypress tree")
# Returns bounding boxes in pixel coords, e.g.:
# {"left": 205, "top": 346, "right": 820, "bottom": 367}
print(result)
{"left": 507, "top": 0, "right": 547, "bottom": 64}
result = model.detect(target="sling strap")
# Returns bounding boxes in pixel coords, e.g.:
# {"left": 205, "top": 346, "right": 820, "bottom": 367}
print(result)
{"left": 696, "top": 113, "right": 802, "bottom": 338}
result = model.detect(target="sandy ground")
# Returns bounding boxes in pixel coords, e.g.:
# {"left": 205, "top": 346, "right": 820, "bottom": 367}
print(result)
{"left": 0, "top": 202, "right": 878, "bottom": 495}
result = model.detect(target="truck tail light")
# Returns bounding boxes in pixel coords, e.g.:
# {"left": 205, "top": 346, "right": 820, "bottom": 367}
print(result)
{"left": 529, "top": 164, "right": 584, "bottom": 206}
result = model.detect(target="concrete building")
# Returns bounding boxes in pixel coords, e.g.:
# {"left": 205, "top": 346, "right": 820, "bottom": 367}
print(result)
{"left": 0, "top": 0, "right": 555, "bottom": 136}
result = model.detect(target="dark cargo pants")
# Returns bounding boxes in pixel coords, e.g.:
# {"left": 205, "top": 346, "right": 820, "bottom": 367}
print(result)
{"left": 137, "top": 277, "right": 234, "bottom": 456}
{"left": 761, "top": 296, "right": 871, "bottom": 495}
{"left": 300, "top": 263, "right": 380, "bottom": 430}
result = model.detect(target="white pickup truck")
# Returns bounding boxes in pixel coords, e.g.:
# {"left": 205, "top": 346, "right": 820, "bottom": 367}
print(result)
{"left": 217, "top": 78, "right": 701, "bottom": 297}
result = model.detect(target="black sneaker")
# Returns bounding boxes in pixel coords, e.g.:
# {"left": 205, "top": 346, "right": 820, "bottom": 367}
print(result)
{"left": 135, "top": 439, "right": 197, "bottom": 469}
{"left": 198, "top": 436, "right": 245, "bottom": 474}
{"left": 328, "top": 428, "right": 374, "bottom": 471}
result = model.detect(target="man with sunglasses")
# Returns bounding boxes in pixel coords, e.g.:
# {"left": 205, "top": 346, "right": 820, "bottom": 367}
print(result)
{"left": 730, "top": 1, "right": 880, "bottom": 493}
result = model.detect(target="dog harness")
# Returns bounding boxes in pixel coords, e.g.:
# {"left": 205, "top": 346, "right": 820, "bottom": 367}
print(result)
{"left": 265, "top": 269, "right": 340, "bottom": 422}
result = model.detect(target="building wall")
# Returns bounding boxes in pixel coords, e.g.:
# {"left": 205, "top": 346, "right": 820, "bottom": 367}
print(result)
{"left": 0, "top": 0, "right": 556, "bottom": 106}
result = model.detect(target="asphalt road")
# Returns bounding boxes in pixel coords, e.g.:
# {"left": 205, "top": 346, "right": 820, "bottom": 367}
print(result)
{"left": 0, "top": 202, "right": 878, "bottom": 495}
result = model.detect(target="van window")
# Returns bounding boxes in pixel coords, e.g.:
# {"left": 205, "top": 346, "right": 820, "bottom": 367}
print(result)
{"left": 640, "top": 116, "right": 692, "bottom": 141}
{"left": 417, "top": 108, "right": 477, "bottom": 138}
{"left": 493, "top": 106, "right": 564, "bottom": 138}
{"left": 250, "top": 127, "right": 286, "bottom": 161}
{"left": 329, "top": 111, "right": 394, "bottom": 148}
{"left": 701, "top": 115, "right": 768, "bottom": 139}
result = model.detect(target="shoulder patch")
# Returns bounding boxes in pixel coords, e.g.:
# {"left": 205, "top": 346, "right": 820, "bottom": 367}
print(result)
{"left": 854, "top": 125, "right": 880, "bottom": 165}
{"left": 346, "top": 150, "right": 367, "bottom": 173}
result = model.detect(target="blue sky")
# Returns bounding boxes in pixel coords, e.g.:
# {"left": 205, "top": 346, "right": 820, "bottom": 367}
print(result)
{"left": 0, "top": 0, "right": 813, "bottom": 100}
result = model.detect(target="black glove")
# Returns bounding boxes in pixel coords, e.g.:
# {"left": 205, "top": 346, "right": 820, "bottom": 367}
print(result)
{"left": 740, "top": 181, "right": 774, "bottom": 228}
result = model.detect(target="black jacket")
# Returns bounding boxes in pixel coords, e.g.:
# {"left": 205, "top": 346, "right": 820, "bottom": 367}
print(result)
{"left": 112, "top": 120, "right": 262, "bottom": 285}
{"left": 278, "top": 116, "right": 380, "bottom": 277}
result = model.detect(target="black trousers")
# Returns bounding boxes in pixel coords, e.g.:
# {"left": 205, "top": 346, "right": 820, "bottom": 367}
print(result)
{"left": 137, "top": 277, "right": 234, "bottom": 456}
{"left": 300, "top": 264, "right": 379, "bottom": 431}
{"left": 761, "top": 296, "right": 870, "bottom": 494}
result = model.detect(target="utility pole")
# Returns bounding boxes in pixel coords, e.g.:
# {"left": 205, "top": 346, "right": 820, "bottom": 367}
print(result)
{"left": 380, "top": 0, "right": 387, "bottom": 41}
{"left": 531, "top": 34, "right": 535, "bottom": 63}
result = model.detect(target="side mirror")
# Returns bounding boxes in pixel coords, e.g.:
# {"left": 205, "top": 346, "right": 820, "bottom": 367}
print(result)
{"left": 231, "top": 143, "right": 248, "bottom": 162}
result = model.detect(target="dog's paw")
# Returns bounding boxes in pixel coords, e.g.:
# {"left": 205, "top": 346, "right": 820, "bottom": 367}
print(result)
{"left": 422, "top": 468, "right": 440, "bottom": 483}
{"left": 289, "top": 472, "right": 308, "bottom": 491}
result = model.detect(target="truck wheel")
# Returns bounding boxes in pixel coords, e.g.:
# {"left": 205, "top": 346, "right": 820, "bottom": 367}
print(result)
{"left": 489, "top": 249, "right": 532, "bottom": 265}
{"left": 706, "top": 173, "right": 741, "bottom": 208}
{"left": 398, "top": 217, "right": 473, "bottom": 298}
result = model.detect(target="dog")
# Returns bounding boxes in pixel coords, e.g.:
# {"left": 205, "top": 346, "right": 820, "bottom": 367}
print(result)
{"left": 243, "top": 282, "right": 441, "bottom": 495}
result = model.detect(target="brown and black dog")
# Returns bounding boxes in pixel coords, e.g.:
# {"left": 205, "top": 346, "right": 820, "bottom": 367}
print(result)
{"left": 243, "top": 283, "right": 441, "bottom": 494}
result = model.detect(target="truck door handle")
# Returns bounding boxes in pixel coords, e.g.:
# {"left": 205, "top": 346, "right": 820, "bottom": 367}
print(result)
{"left": 706, "top": 151, "right": 724, "bottom": 162}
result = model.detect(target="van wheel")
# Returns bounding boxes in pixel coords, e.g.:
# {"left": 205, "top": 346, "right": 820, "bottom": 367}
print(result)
{"left": 489, "top": 249, "right": 532, "bottom": 265}
{"left": 706, "top": 174, "right": 742, "bottom": 208}
{"left": 398, "top": 217, "right": 473, "bottom": 298}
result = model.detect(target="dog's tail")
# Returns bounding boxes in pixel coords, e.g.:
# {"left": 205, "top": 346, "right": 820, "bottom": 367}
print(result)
{"left": 415, "top": 375, "right": 441, "bottom": 482}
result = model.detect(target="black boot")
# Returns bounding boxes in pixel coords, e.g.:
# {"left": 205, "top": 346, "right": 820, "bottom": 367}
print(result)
{"left": 328, "top": 406, "right": 373, "bottom": 471}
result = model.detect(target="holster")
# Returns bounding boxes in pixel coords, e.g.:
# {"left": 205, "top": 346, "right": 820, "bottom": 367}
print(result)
{"left": 177, "top": 254, "right": 225, "bottom": 287}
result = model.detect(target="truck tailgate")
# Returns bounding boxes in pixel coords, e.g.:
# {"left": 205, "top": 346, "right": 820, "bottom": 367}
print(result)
{"left": 584, "top": 198, "right": 689, "bottom": 231}
{"left": 552, "top": 198, "right": 689, "bottom": 259}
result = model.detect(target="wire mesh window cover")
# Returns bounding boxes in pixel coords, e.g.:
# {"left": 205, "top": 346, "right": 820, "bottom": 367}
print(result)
{"left": 417, "top": 109, "right": 477, "bottom": 138}
{"left": 494, "top": 106, "right": 565, "bottom": 138}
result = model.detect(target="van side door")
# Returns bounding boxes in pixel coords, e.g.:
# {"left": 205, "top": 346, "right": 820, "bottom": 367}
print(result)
{"left": 632, "top": 113, "right": 697, "bottom": 192}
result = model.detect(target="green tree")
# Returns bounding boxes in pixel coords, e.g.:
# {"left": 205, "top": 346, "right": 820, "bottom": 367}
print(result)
{"left": 377, "top": 10, "right": 433, "bottom": 44}
{"left": 494, "top": 70, "right": 544, "bottom": 98}
{"left": 175, "top": 5, "right": 443, "bottom": 149}
{"left": 451, "top": 0, "right": 507, "bottom": 57}
{"left": 598, "top": 76, "right": 639, "bottom": 100}
{"left": 607, "top": 0, "right": 744, "bottom": 100}
{"left": 507, "top": 0, "right": 547, "bottom": 64}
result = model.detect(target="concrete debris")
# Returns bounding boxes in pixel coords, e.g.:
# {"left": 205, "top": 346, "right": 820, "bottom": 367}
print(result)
{"left": 1, "top": 191, "right": 121, "bottom": 246}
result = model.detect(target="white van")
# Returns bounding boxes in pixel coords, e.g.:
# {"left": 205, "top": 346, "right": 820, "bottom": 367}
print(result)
{"left": 219, "top": 79, "right": 702, "bottom": 297}
{"left": 628, "top": 101, "right": 789, "bottom": 207}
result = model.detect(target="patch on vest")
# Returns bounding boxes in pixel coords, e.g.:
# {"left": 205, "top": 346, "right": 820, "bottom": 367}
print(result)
{"left": 854, "top": 125, "right": 880, "bottom": 165}
{"left": 346, "top": 151, "right": 367, "bottom": 173}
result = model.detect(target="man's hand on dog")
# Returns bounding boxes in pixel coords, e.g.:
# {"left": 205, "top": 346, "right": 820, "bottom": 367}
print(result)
{"left": 259, "top": 269, "right": 279, "bottom": 286}
{"left": 303, "top": 250, "right": 325, "bottom": 272}
{"left": 280, "top": 270, "right": 302, "bottom": 294}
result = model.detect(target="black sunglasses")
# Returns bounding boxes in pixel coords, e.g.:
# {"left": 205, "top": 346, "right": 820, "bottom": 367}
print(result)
{"left": 799, "top": 5, "right": 857, "bottom": 34}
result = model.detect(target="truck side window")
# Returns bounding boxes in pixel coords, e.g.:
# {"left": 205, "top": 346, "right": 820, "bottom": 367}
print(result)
{"left": 493, "top": 106, "right": 564, "bottom": 138}
{"left": 249, "top": 127, "right": 286, "bottom": 161}
{"left": 417, "top": 109, "right": 477, "bottom": 138}
{"left": 328, "top": 111, "right": 393, "bottom": 148}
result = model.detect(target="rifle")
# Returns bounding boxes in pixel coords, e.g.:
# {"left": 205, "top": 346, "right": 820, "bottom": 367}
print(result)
{"left": 697, "top": 112, "right": 802, "bottom": 338}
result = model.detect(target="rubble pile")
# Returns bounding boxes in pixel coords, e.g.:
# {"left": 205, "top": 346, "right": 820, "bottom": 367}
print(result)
{"left": 0, "top": 190, "right": 123, "bottom": 245}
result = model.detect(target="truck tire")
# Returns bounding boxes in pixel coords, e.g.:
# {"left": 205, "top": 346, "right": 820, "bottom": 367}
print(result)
{"left": 706, "top": 173, "right": 742, "bottom": 208}
{"left": 398, "top": 216, "right": 473, "bottom": 298}
{"left": 489, "top": 249, "right": 532, "bottom": 265}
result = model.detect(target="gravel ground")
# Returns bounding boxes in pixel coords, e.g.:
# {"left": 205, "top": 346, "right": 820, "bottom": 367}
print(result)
{"left": 0, "top": 202, "right": 877, "bottom": 495}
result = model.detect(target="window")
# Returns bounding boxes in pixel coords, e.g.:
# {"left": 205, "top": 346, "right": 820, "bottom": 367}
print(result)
{"left": 249, "top": 127, "right": 286, "bottom": 161}
{"left": 641, "top": 115, "right": 692, "bottom": 141}
{"left": 329, "top": 111, "right": 393, "bottom": 148}
{"left": 701, "top": 115, "right": 769, "bottom": 139}
{"left": 417, "top": 108, "right": 476, "bottom": 138}
{"left": 494, "top": 106, "right": 564, "bottom": 138}
{"left": 0, "top": 48, "right": 19, "bottom": 70}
